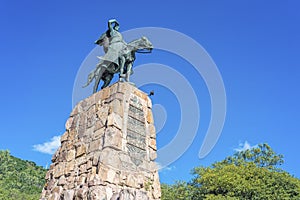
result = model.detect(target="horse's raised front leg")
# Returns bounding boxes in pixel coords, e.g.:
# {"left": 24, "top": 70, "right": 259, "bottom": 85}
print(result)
{"left": 93, "top": 64, "right": 106, "bottom": 93}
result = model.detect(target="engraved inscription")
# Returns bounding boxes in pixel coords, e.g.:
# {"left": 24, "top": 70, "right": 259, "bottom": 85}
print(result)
{"left": 128, "top": 106, "right": 144, "bottom": 122}
{"left": 127, "top": 116, "right": 146, "bottom": 136}
{"left": 130, "top": 96, "right": 143, "bottom": 110}
{"left": 126, "top": 99, "right": 147, "bottom": 166}
{"left": 127, "top": 130, "right": 146, "bottom": 150}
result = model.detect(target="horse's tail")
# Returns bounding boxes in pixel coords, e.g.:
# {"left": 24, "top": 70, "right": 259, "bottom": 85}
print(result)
{"left": 82, "top": 69, "right": 96, "bottom": 88}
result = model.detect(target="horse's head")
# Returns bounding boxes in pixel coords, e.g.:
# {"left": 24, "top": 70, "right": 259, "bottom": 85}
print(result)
{"left": 135, "top": 36, "right": 153, "bottom": 52}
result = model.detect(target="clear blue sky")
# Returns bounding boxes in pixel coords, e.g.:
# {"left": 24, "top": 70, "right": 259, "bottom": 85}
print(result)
{"left": 0, "top": 1, "right": 299, "bottom": 184}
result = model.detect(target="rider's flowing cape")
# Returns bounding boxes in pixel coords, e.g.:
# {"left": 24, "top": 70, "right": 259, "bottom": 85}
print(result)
{"left": 101, "top": 31, "right": 127, "bottom": 66}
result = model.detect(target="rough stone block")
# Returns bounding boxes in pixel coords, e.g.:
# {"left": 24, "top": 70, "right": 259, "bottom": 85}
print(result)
{"left": 137, "top": 174, "right": 145, "bottom": 188}
{"left": 51, "top": 186, "right": 63, "bottom": 196}
{"left": 107, "top": 112, "right": 123, "bottom": 130}
{"left": 58, "top": 176, "right": 66, "bottom": 186}
{"left": 126, "top": 174, "right": 137, "bottom": 188}
{"left": 133, "top": 89, "right": 148, "bottom": 102}
{"left": 148, "top": 124, "right": 156, "bottom": 139}
{"left": 58, "top": 150, "right": 67, "bottom": 162}
{"left": 95, "top": 105, "right": 109, "bottom": 130}
{"left": 91, "top": 166, "right": 97, "bottom": 175}
{"left": 86, "top": 94, "right": 96, "bottom": 107}
{"left": 92, "top": 152, "right": 101, "bottom": 166}
{"left": 54, "top": 163, "right": 65, "bottom": 178}
{"left": 88, "top": 174, "right": 101, "bottom": 186}
{"left": 135, "top": 190, "right": 149, "bottom": 200}
{"left": 88, "top": 187, "right": 107, "bottom": 200}
{"left": 67, "top": 175, "right": 75, "bottom": 189}
{"left": 110, "top": 99, "right": 124, "bottom": 117}
{"left": 75, "top": 186, "right": 88, "bottom": 199}
{"left": 68, "top": 130, "right": 76, "bottom": 142}
{"left": 109, "top": 83, "right": 119, "bottom": 95}
{"left": 100, "top": 86, "right": 110, "bottom": 100}
{"left": 78, "top": 114, "right": 87, "bottom": 128}
{"left": 86, "top": 105, "right": 96, "bottom": 129}
{"left": 65, "top": 160, "right": 75, "bottom": 175}
{"left": 79, "top": 164, "right": 87, "bottom": 175}
{"left": 76, "top": 145, "right": 86, "bottom": 158}
{"left": 48, "top": 192, "right": 60, "bottom": 200}
{"left": 98, "top": 164, "right": 108, "bottom": 181}
{"left": 116, "top": 82, "right": 128, "bottom": 93}
{"left": 76, "top": 155, "right": 88, "bottom": 166}
{"left": 152, "top": 172, "right": 161, "bottom": 199}
{"left": 149, "top": 138, "right": 157, "bottom": 150}
{"left": 147, "top": 109, "right": 154, "bottom": 124}
{"left": 63, "top": 190, "right": 75, "bottom": 200}
{"left": 147, "top": 96, "right": 152, "bottom": 109}
{"left": 106, "top": 168, "right": 117, "bottom": 184}
{"left": 94, "top": 119, "right": 105, "bottom": 132}
{"left": 61, "top": 131, "right": 68, "bottom": 143}
{"left": 92, "top": 127, "right": 105, "bottom": 141}
{"left": 88, "top": 138, "right": 103, "bottom": 153}
{"left": 99, "top": 148, "right": 121, "bottom": 169}
{"left": 66, "top": 149, "right": 75, "bottom": 162}
{"left": 78, "top": 174, "right": 87, "bottom": 185}
{"left": 149, "top": 148, "right": 157, "bottom": 161}
{"left": 105, "top": 187, "right": 113, "bottom": 200}
{"left": 77, "top": 125, "right": 86, "bottom": 139}
{"left": 65, "top": 117, "right": 74, "bottom": 131}
{"left": 118, "top": 153, "right": 137, "bottom": 171}
{"left": 51, "top": 147, "right": 60, "bottom": 162}
{"left": 70, "top": 105, "right": 79, "bottom": 117}
{"left": 108, "top": 92, "right": 124, "bottom": 103}
{"left": 103, "top": 127, "right": 123, "bottom": 150}
{"left": 86, "top": 159, "right": 93, "bottom": 170}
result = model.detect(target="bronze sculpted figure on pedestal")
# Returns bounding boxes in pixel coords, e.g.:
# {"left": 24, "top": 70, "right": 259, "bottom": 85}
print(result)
{"left": 83, "top": 19, "right": 153, "bottom": 93}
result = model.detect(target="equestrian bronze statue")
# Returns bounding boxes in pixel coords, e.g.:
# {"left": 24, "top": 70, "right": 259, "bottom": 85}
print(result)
{"left": 83, "top": 19, "right": 153, "bottom": 93}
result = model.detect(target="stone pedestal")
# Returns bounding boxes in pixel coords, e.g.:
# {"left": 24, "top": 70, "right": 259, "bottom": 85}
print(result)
{"left": 41, "top": 82, "right": 161, "bottom": 200}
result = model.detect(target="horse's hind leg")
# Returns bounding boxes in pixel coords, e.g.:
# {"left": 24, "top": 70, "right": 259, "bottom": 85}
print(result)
{"left": 101, "top": 73, "right": 113, "bottom": 89}
{"left": 119, "top": 56, "right": 126, "bottom": 81}
{"left": 125, "top": 63, "right": 132, "bottom": 82}
{"left": 93, "top": 65, "right": 107, "bottom": 93}
{"left": 93, "top": 75, "right": 100, "bottom": 93}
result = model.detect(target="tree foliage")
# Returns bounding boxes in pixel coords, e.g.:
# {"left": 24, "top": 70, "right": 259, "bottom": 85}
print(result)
{"left": 161, "top": 181, "right": 194, "bottom": 200}
{"left": 0, "top": 150, "right": 47, "bottom": 200}
{"left": 222, "top": 143, "right": 284, "bottom": 169}
{"left": 161, "top": 143, "right": 300, "bottom": 200}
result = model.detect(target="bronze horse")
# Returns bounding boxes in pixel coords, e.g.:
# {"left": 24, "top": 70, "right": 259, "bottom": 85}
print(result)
{"left": 83, "top": 37, "right": 153, "bottom": 93}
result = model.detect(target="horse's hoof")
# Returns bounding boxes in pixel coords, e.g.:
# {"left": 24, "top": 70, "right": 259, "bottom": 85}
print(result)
{"left": 127, "top": 82, "right": 135, "bottom": 86}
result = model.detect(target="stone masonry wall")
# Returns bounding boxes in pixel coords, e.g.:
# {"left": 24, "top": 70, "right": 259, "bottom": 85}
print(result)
{"left": 41, "top": 82, "right": 161, "bottom": 200}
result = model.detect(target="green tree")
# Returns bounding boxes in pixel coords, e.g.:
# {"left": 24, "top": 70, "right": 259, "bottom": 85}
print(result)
{"left": 161, "top": 143, "right": 300, "bottom": 200}
{"left": 161, "top": 181, "right": 194, "bottom": 200}
{"left": 0, "top": 150, "right": 47, "bottom": 200}
{"left": 222, "top": 143, "right": 284, "bottom": 169}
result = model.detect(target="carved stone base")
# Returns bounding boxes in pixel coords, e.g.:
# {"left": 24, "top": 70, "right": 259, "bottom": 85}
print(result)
{"left": 41, "top": 82, "right": 161, "bottom": 200}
